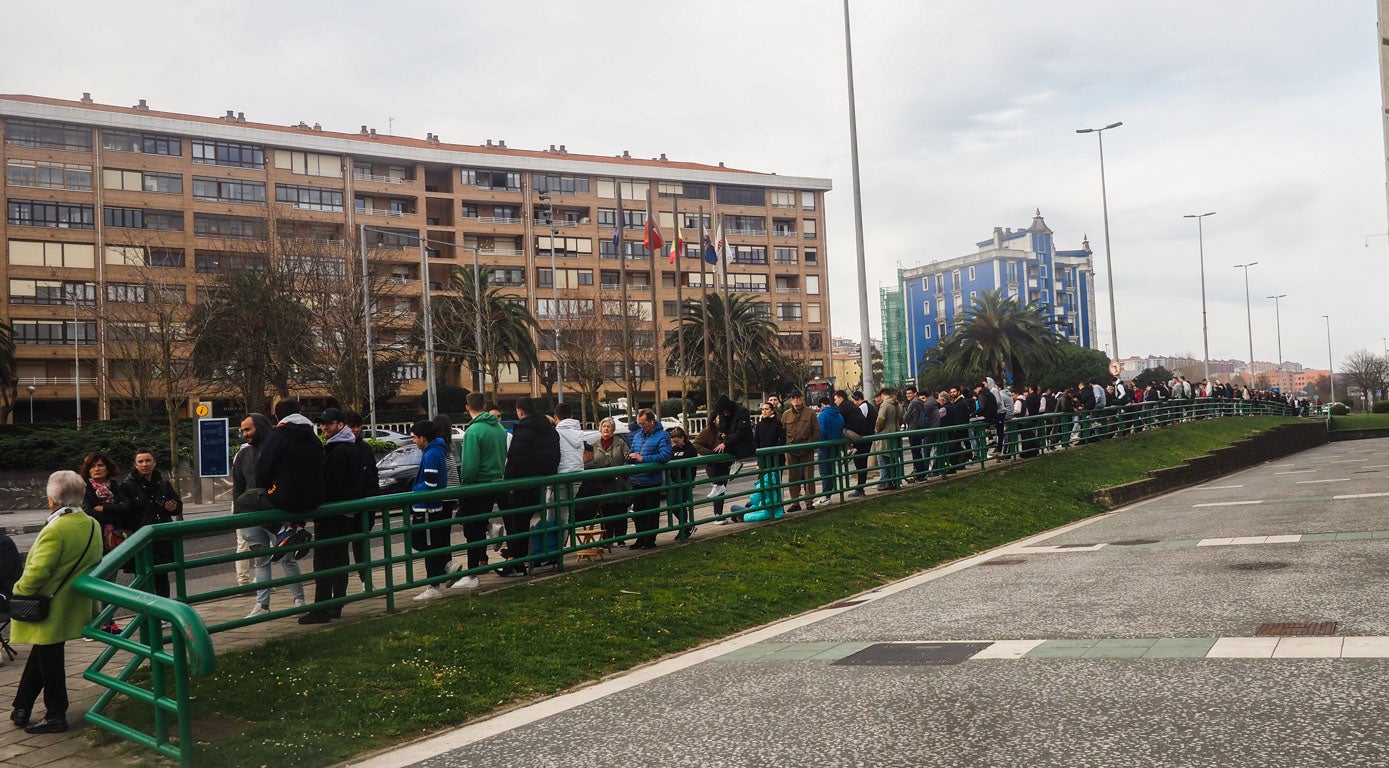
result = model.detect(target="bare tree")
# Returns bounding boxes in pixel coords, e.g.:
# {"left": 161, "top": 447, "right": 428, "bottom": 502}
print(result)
{"left": 605, "top": 297, "right": 658, "bottom": 413}
{"left": 1340, "top": 349, "right": 1389, "bottom": 410}
{"left": 557, "top": 307, "right": 623, "bottom": 422}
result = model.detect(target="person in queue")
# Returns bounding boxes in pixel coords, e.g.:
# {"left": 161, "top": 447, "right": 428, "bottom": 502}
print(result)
{"left": 122, "top": 449, "right": 183, "bottom": 599}
{"left": 10, "top": 471, "right": 102, "bottom": 734}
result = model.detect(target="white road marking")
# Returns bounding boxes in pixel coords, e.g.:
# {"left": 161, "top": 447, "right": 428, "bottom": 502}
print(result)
{"left": 1297, "top": 479, "right": 1350, "bottom": 484}
{"left": 1194, "top": 484, "right": 1244, "bottom": 490}
{"left": 1274, "top": 470, "right": 1317, "bottom": 475}
{"left": 1193, "top": 500, "right": 1263, "bottom": 508}
{"left": 1334, "top": 492, "right": 1389, "bottom": 500}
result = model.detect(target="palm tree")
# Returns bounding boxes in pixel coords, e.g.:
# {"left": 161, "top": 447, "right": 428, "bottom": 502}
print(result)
{"left": 430, "top": 265, "right": 540, "bottom": 400}
{"left": 666, "top": 293, "right": 783, "bottom": 400}
{"left": 936, "top": 289, "right": 1062, "bottom": 385}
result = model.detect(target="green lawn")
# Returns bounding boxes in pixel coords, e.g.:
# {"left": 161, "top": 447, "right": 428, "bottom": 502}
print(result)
{"left": 1329, "top": 414, "right": 1389, "bottom": 431}
{"left": 125, "top": 416, "right": 1294, "bottom": 768}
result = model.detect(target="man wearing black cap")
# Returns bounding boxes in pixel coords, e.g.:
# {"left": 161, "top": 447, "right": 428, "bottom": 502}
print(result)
{"left": 779, "top": 390, "right": 820, "bottom": 511}
{"left": 299, "top": 407, "right": 374, "bottom": 624}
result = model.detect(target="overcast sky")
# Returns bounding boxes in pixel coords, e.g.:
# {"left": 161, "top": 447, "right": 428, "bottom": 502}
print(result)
{"left": 3, "top": 1, "right": 1384, "bottom": 372}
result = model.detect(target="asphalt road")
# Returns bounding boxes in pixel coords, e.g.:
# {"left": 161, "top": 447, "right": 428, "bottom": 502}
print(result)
{"left": 349, "top": 438, "right": 1389, "bottom": 768}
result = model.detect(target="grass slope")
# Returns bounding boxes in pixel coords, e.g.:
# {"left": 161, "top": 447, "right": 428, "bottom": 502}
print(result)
{"left": 1329, "top": 414, "right": 1389, "bottom": 431}
{"left": 132, "top": 416, "right": 1292, "bottom": 767}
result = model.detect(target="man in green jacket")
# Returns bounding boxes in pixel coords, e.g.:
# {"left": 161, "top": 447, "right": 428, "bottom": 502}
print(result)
{"left": 875, "top": 388, "right": 904, "bottom": 491}
{"left": 448, "top": 392, "right": 508, "bottom": 590}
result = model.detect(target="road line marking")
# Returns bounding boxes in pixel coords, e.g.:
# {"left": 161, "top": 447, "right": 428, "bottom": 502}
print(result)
{"left": 1274, "top": 470, "right": 1317, "bottom": 475}
{"left": 1193, "top": 500, "right": 1263, "bottom": 508}
{"left": 1334, "top": 492, "right": 1389, "bottom": 500}
{"left": 1329, "top": 459, "right": 1369, "bottom": 463}
{"left": 1297, "top": 479, "right": 1350, "bottom": 484}
{"left": 1194, "top": 484, "right": 1244, "bottom": 490}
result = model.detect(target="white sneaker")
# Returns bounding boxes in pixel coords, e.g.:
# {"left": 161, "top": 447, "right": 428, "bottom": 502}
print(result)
{"left": 246, "top": 604, "right": 269, "bottom": 618}
{"left": 413, "top": 586, "right": 443, "bottom": 602}
{"left": 714, "top": 518, "right": 731, "bottom": 526}
{"left": 292, "top": 598, "right": 305, "bottom": 607}
{"left": 450, "top": 575, "right": 480, "bottom": 590}
{"left": 812, "top": 497, "right": 832, "bottom": 508}
{"left": 728, "top": 461, "right": 744, "bottom": 476}
{"left": 706, "top": 483, "right": 727, "bottom": 498}
{"left": 444, "top": 559, "right": 464, "bottom": 574}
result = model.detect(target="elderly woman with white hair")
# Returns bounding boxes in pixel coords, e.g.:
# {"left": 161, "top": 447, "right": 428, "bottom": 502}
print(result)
{"left": 9, "top": 470, "right": 102, "bottom": 734}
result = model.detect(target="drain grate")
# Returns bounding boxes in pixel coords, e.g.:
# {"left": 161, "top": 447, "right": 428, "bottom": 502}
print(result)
{"left": 1256, "top": 622, "right": 1337, "bottom": 636}
{"left": 826, "top": 598, "right": 868, "bottom": 609}
{"left": 1110, "top": 539, "right": 1160, "bottom": 546}
{"left": 832, "top": 642, "right": 991, "bottom": 667}
{"left": 1229, "top": 561, "right": 1290, "bottom": 571}
{"left": 980, "top": 557, "right": 1026, "bottom": 566}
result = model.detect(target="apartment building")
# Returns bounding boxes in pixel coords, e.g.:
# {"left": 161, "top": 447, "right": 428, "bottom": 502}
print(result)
{"left": 0, "top": 93, "right": 832, "bottom": 419}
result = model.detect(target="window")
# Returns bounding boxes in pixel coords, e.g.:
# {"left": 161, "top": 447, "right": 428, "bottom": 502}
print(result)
{"left": 275, "top": 184, "right": 344, "bottom": 211}
{"left": 1039, "top": 264, "right": 1048, "bottom": 278}
{"left": 801, "top": 190, "right": 816, "bottom": 210}
{"left": 772, "top": 219, "right": 797, "bottom": 237}
{"left": 6, "top": 160, "right": 92, "bottom": 191}
{"left": 103, "top": 169, "right": 183, "bottom": 194}
{"left": 777, "top": 302, "right": 802, "bottom": 322}
{"left": 535, "top": 298, "right": 595, "bottom": 318}
{"left": 773, "top": 247, "right": 798, "bottom": 265}
{"left": 13, "top": 320, "right": 97, "bottom": 345}
{"left": 807, "top": 303, "right": 822, "bottom": 323}
{"left": 777, "top": 332, "right": 803, "bottom": 349}
{"left": 195, "top": 251, "right": 268, "bottom": 273}
{"left": 730, "top": 274, "right": 768, "bottom": 292}
{"left": 490, "top": 205, "right": 518, "bottom": 221}
{"left": 937, "top": 323, "right": 946, "bottom": 338}
{"left": 461, "top": 204, "right": 478, "bottom": 219}
{"left": 655, "top": 181, "right": 709, "bottom": 199}
{"left": 728, "top": 215, "right": 765, "bottom": 235}
{"left": 273, "top": 150, "right": 341, "bottom": 177}
{"left": 808, "top": 332, "right": 823, "bottom": 351}
{"left": 802, "top": 219, "right": 817, "bottom": 239}
{"left": 4, "top": 119, "right": 91, "bottom": 151}
{"left": 597, "top": 208, "right": 646, "bottom": 228}
{"left": 533, "top": 175, "right": 590, "bottom": 195}
{"left": 7, "top": 200, "right": 94, "bottom": 229}
{"left": 682, "top": 212, "right": 712, "bottom": 231}
{"left": 193, "top": 177, "right": 266, "bottom": 204}
{"left": 805, "top": 275, "right": 820, "bottom": 295}
{"left": 106, "top": 283, "right": 148, "bottom": 303}
{"left": 951, "top": 270, "right": 961, "bottom": 289}
{"left": 771, "top": 189, "right": 796, "bottom": 208}
{"left": 968, "top": 265, "right": 976, "bottom": 280}
{"left": 804, "top": 248, "right": 818, "bottom": 265}
{"left": 598, "top": 240, "right": 650, "bottom": 260}
{"left": 489, "top": 267, "right": 525, "bottom": 286}
{"left": 717, "top": 186, "right": 765, "bottom": 206}
{"left": 596, "top": 178, "right": 650, "bottom": 200}
{"left": 191, "top": 140, "right": 265, "bottom": 169}
{"left": 365, "top": 227, "right": 418, "bottom": 250}
{"left": 663, "top": 300, "right": 678, "bottom": 317}
{"left": 103, "top": 130, "right": 181, "bottom": 157}
{"left": 924, "top": 325, "right": 933, "bottom": 340}
{"left": 535, "top": 268, "right": 591, "bottom": 289}
{"left": 935, "top": 274, "right": 943, "bottom": 291}
{"left": 461, "top": 169, "right": 520, "bottom": 191}
{"left": 193, "top": 213, "right": 265, "bottom": 239}
{"left": 731, "top": 246, "right": 766, "bottom": 265}
{"left": 936, "top": 298, "right": 945, "bottom": 315}
{"left": 9, "top": 279, "right": 93, "bottom": 305}
{"left": 537, "top": 235, "right": 594, "bottom": 257}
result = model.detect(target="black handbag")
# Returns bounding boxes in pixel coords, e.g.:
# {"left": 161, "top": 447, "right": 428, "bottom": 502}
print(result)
{"left": 11, "top": 516, "right": 98, "bottom": 623}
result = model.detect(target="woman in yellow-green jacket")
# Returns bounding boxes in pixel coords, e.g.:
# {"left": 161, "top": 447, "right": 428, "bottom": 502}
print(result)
{"left": 10, "top": 470, "right": 102, "bottom": 734}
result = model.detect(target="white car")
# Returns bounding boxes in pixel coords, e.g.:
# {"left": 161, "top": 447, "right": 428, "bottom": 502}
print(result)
{"left": 359, "top": 427, "right": 414, "bottom": 447}
{"left": 608, "top": 415, "right": 685, "bottom": 434}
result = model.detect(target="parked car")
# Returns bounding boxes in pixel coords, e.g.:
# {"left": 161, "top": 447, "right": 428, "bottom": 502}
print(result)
{"left": 608, "top": 414, "right": 683, "bottom": 434}
{"left": 360, "top": 427, "right": 414, "bottom": 447}
{"left": 376, "top": 444, "right": 423, "bottom": 494}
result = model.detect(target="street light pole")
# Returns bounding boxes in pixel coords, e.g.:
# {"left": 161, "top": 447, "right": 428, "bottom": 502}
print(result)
{"left": 843, "top": 0, "right": 875, "bottom": 398}
{"left": 71, "top": 285, "right": 82, "bottom": 430}
{"left": 1184, "top": 212, "right": 1216, "bottom": 383}
{"left": 27, "top": 385, "right": 35, "bottom": 423}
{"left": 420, "top": 237, "right": 438, "bottom": 417}
{"left": 359, "top": 224, "right": 377, "bottom": 434}
{"left": 1268, "top": 294, "right": 1287, "bottom": 394}
{"left": 1323, "top": 315, "right": 1335, "bottom": 403}
{"left": 1234, "top": 261, "right": 1258, "bottom": 384}
{"left": 1077, "top": 120, "right": 1123, "bottom": 359}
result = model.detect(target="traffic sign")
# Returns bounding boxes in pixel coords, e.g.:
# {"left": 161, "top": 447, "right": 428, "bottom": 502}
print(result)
{"left": 196, "top": 418, "right": 230, "bottom": 477}
{"left": 194, "top": 402, "right": 211, "bottom": 418}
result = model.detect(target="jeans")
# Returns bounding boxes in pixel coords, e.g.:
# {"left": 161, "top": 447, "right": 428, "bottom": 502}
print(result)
{"left": 818, "top": 446, "right": 837, "bottom": 494}
{"left": 240, "top": 524, "right": 304, "bottom": 608}
{"left": 907, "top": 434, "right": 928, "bottom": 477}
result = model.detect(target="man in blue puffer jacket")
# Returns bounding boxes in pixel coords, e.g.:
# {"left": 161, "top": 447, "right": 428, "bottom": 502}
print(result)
{"left": 815, "top": 396, "right": 844, "bottom": 506}
{"left": 409, "top": 420, "right": 450, "bottom": 601}
{"left": 625, "top": 408, "right": 672, "bottom": 550}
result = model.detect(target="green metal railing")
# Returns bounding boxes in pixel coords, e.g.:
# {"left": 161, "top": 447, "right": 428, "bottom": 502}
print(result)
{"left": 72, "top": 398, "right": 1299, "bottom": 765}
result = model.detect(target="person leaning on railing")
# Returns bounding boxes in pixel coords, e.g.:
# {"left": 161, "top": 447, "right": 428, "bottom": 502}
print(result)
{"left": 587, "top": 417, "right": 632, "bottom": 545}
{"left": 625, "top": 409, "right": 673, "bottom": 550}
{"left": 10, "top": 471, "right": 102, "bottom": 735}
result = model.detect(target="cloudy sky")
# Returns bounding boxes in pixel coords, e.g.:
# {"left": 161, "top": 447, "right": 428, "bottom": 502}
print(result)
{"left": 3, "top": 1, "right": 1384, "bottom": 372}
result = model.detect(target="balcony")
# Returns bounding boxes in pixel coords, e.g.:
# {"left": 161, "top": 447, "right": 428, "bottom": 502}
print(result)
{"left": 775, "top": 286, "right": 800, "bottom": 294}
{"left": 727, "top": 228, "right": 767, "bottom": 237}
{"left": 478, "top": 248, "right": 523, "bottom": 257}
{"left": 477, "top": 216, "right": 523, "bottom": 225}
{"left": 19, "top": 376, "right": 98, "bottom": 386}
{"left": 534, "top": 219, "right": 582, "bottom": 228}
{"left": 357, "top": 207, "right": 407, "bottom": 218}
{"left": 353, "top": 171, "right": 406, "bottom": 185}
{"left": 771, "top": 228, "right": 797, "bottom": 238}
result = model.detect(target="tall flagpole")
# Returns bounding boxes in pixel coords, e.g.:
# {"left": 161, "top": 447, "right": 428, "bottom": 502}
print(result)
{"left": 720, "top": 212, "right": 735, "bottom": 399}
{"left": 700, "top": 205, "right": 712, "bottom": 413}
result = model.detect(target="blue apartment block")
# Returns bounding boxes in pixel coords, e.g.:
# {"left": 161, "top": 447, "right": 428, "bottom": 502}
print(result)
{"left": 897, "top": 210, "right": 1097, "bottom": 378}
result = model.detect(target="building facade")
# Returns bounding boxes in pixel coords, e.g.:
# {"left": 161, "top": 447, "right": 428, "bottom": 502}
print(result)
{"left": 0, "top": 93, "right": 832, "bottom": 420}
{"left": 895, "top": 211, "right": 1096, "bottom": 380}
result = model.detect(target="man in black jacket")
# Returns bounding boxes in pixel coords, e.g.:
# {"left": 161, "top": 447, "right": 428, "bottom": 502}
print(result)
{"left": 255, "top": 399, "right": 326, "bottom": 516}
{"left": 707, "top": 395, "right": 754, "bottom": 523}
{"left": 299, "top": 408, "right": 375, "bottom": 624}
{"left": 498, "top": 397, "right": 559, "bottom": 576}
{"left": 835, "top": 390, "right": 871, "bottom": 496}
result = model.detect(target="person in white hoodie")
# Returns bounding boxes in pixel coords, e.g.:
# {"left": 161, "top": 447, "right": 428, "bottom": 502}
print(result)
{"left": 551, "top": 402, "right": 587, "bottom": 529}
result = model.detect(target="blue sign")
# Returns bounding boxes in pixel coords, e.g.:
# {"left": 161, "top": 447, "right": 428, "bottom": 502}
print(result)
{"left": 197, "top": 418, "right": 230, "bottom": 478}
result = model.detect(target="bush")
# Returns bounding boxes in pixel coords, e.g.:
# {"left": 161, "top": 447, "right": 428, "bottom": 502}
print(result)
{"left": 1373, "top": 401, "right": 1389, "bottom": 414}
{"left": 0, "top": 421, "right": 194, "bottom": 472}
{"left": 1330, "top": 402, "right": 1350, "bottom": 416}
{"left": 659, "top": 398, "right": 690, "bottom": 418}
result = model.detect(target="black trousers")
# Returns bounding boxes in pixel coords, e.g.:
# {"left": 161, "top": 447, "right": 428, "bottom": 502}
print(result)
{"left": 503, "top": 488, "right": 539, "bottom": 562}
{"left": 311, "top": 515, "right": 353, "bottom": 607}
{"left": 410, "top": 508, "right": 452, "bottom": 579}
{"left": 460, "top": 492, "right": 500, "bottom": 570}
{"left": 851, "top": 442, "right": 871, "bottom": 485}
{"left": 14, "top": 642, "right": 67, "bottom": 718}
{"left": 350, "top": 509, "right": 377, "bottom": 583}
{"left": 631, "top": 484, "right": 663, "bottom": 547}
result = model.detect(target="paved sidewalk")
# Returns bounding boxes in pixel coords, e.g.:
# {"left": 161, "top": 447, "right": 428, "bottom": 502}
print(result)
{"left": 350, "top": 438, "right": 1384, "bottom": 768}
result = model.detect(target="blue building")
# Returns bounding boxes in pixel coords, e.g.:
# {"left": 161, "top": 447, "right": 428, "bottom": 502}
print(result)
{"left": 897, "top": 210, "right": 1096, "bottom": 379}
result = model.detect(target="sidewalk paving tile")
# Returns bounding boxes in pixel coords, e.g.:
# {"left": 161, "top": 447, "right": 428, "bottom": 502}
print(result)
{"left": 718, "top": 643, "right": 790, "bottom": 661}
{"left": 1082, "top": 639, "right": 1158, "bottom": 659}
{"left": 1142, "top": 638, "right": 1217, "bottom": 659}
{"left": 1334, "top": 532, "right": 1374, "bottom": 541}
{"left": 807, "top": 642, "right": 876, "bottom": 661}
{"left": 1272, "top": 637, "right": 1343, "bottom": 658}
{"left": 970, "top": 640, "right": 1044, "bottom": 660}
{"left": 1207, "top": 637, "right": 1278, "bottom": 658}
{"left": 1262, "top": 535, "right": 1301, "bottom": 544}
{"left": 1025, "top": 640, "right": 1099, "bottom": 659}
{"left": 1340, "top": 637, "right": 1389, "bottom": 657}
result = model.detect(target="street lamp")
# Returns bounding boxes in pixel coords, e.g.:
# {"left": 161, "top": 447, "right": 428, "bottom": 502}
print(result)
{"left": 1268, "top": 294, "right": 1287, "bottom": 394}
{"left": 1184, "top": 212, "right": 1216, "bottom": 383}
{"left": 843, "top": 0, "right": 875, "bottom": 397}
{"left": 1233, "top": 261, "right": 1258, "bottom": 384}
{"left": 1324, "top": 315, "right": 1335, "bottom": 403}
{"left": 70, "top": 285, "right": 82, "bottom": 430}
{"left": 26, "top": 385, "right": 35, "bottom": 423}
{"left": 537, "top": 190, "right": 563, "bottom": 403}
{"left": 1076, "top": 120, "right": 1123, "bottom": 359}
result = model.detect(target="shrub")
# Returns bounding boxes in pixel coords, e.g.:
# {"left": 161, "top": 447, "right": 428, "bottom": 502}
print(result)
{"left": 0, "top": 421, "right": 194, "bottom": 472}
{"left": 659, "top": 398, "right": 690, "bottom": 418}
{"left": 1373, "top": 401, "right": 1389, "bottom": 414}
{"left": 1329, "top": 402, "right": 1350, "bottom": 416}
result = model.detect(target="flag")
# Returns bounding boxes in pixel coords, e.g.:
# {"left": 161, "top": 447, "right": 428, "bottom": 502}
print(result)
{"left": 708, "top": 219, "right": 726, "bottom": 265}
{"left": 701, "top": 218, "right": 718, "bottom": 264}
{"left": 643, "top": 198, "right": 664, "bottom": 252}
{"left": 668, "top": 218, "right": 684, "bottom": 264}
{"left": 612, "top": 184, "right": 623, "bottom": 252}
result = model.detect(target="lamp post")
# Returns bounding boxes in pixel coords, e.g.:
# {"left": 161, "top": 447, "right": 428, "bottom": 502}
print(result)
{"left": 419, "top": 236, "right": 438, "bottom": 417}
{"left": 1233, "top": 261, "right": 1258, "bottom": 384}
{"left": 1076, "top": 120, "right": 1123, "bottom": 359}
{"left": 1323, "top": 315, "right": 1335, "bottom": 403}
{"left": 537, "top": 190, "right": 562, "bottom": 402}
{"left": 70, "top": 285, "right": 82, "bottom": 430}
{"left": 1268, "top": 294, "right": 1287, "bottom": 394}
{"left": 843, "top": 0, "right": 875, "bottom": 397}
{"left": 26, "top": 385, "right": 35, "bottom": 423}
{"left": 1184, "top": 212, "right": 1216, "bottom": 383}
